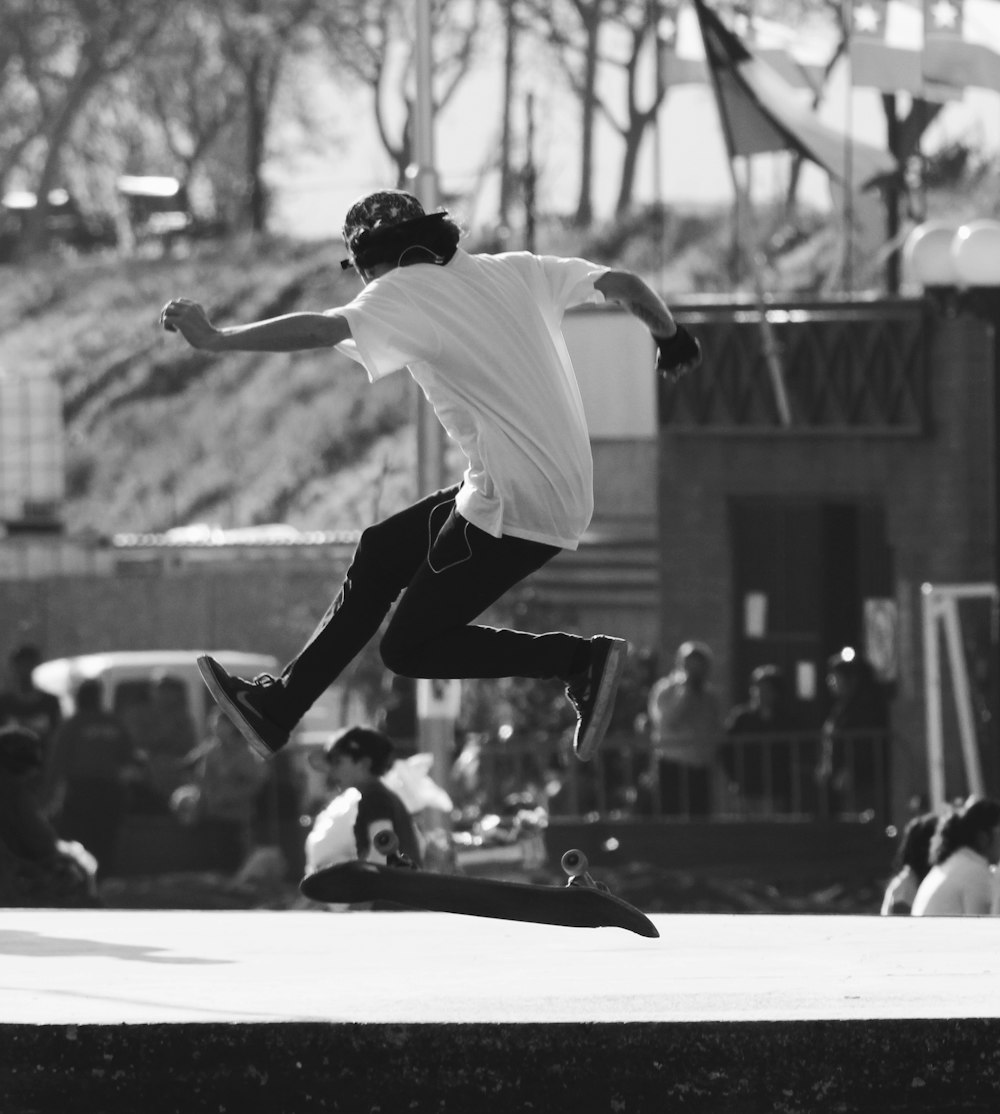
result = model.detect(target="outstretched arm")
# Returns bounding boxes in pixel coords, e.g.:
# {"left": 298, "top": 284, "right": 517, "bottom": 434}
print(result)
{"left": 594, "top": 270, "right": 701, "bottom": 381}
{"left": 595, "top": 270, "right": 678, "bottom": 335}
{"left": 160, "top": 298, "right": 351, "bottom": 352}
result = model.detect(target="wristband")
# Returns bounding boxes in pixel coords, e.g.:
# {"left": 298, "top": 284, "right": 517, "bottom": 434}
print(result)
{"left": 654, "top": 325, "right": 701, "bottom": 375}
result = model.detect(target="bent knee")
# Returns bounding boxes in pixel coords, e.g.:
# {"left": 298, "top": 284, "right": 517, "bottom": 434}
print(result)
{"left": 379, "top": 630, "right": 419, "bottom": 677}
{"left": 353, "top": 521, "right": 390, "bottom": 567}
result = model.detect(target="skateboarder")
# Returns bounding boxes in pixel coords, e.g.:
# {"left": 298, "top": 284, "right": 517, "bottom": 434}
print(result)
{"left": 160, "top": 188, "right": 701, "bottom": 767}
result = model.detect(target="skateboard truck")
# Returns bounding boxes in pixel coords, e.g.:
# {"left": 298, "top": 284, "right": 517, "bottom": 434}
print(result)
{"left": 373, "top": 828, "right": 417, "bottom": 869}
{"left": 379, "top": 831, "right": 615, "bottom": 893}
{"left": 561, "top": 849, "right": 611, "bottom": 893}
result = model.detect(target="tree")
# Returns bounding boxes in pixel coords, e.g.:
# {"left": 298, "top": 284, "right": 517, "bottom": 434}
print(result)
{"left": 522, "top": 0, "right": 608, "bottom": 225}
{"left": 812, "top": 0, "right": 941, "bottom": 291}
{"left": 321, "top": 0, "right": 487, "bottom": 188}
{"left": 0, "top": 2, "right": 41, "bottom": 195}
{"left": 8, "top": 0, "right": 171, "bottom": 255}
{"left": 601, "top": 0, "right": 671, "bottom": 216}
{"left": 215, "top": 0, "right": 325, "bottom": 233}
{"left": 135, "top": 2, "right": 247, "bottom": 189}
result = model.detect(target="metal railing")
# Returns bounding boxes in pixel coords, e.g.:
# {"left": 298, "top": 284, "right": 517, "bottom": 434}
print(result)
{"left": 664, "top": 300, "right": 929, "bottom": 432}
{"left": 470, "top": 730, "right": 892, "bottom": 823}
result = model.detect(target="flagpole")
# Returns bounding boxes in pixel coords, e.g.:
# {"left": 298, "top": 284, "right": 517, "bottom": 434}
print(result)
{"left": 726, "top": 158, "right": 793, "bottom": 427}
{"left": 697, "top": 2, "right": 792, "bottom": 427}
{"left": 843, "top": 0, "right": 855, "bottom": 293}
{"left": 411, "top": 0, "right": 446, "bottom": 495}
{"left": 650, "top": 0, "right": 667, "bottom": 288}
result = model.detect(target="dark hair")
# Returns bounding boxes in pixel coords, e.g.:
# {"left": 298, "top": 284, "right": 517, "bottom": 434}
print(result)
{"left": 894, "top": 813, "right": 938, "bottom": 877}
{"left": 327, "top": 725, "right": 395, "bottom": 777}
{"left": 929, "top": 797, "right": 1000, "bottom": 865}
{"left": 343, "top": 188, "right": 424, "bottom": 241}
{"left": 345, "top": 212, "right": 461, "bottom": 273}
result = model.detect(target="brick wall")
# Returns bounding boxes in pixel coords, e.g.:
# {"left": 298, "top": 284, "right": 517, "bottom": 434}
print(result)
{"left": 657, "top": 300, "right": 997, "bottom": 819}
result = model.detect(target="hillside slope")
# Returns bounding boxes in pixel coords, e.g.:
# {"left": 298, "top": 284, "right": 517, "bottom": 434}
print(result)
{"left": 1, "top": 191, "right": 926, "bottom": 538}
{"left": 0, "top": 237, "right": 417, "bottom": 536}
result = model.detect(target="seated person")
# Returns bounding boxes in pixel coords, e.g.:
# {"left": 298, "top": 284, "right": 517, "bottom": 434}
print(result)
{"left": 305, "top": 727, "right": 424, "bottom": 875}
{"left": 0, "top": 725, "right": 97, "bottom": 907}
{"left": 880, "top": 812, "right": 938, "bottom": 915}
{"left": 912, "top": 797, "right": 1000, "bottom": 916}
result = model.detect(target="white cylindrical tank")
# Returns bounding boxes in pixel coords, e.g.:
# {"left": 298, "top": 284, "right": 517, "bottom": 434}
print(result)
{"left": 0, "top": 372, "right": 65, "bottom": 526}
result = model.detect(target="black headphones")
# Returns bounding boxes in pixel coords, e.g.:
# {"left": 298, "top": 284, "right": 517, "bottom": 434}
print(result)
{"left": 341, "top": 212, "right": 455, "bottom": 272}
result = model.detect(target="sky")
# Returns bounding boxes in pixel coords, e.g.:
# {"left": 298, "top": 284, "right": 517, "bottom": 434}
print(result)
{"left": 266, "top": 7, "right": 1000, "bottom": 241}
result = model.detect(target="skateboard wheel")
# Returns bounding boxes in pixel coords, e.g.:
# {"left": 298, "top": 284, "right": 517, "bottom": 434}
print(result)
{"left": 561, "top": 849, "right": 589, "bottom": 877}
{"left": 373, "top": 829, "right": 400, "bottom": 856}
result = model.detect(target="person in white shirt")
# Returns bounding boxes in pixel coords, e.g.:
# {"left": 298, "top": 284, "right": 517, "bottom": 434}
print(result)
{"left": 647, "top": 641, "right": 722, "bottom": 816}
{"left": 911, "top": 797, "right": 1000, "bottom": 916}
{"left": 160, "top": 189, "right": 701, "bottom": 770}
{"left": 880, "top": 811, "right": 937, "bottom": 915}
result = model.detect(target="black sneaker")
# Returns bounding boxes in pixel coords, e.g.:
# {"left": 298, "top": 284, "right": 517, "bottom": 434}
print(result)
{"left": 565, "top": 636, "right": 628, "bottom": 761}
{"left": 196, "top": 655, "right": 290, "bottom": 759}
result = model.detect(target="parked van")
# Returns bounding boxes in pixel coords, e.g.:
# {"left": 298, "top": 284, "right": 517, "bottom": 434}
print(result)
{"left": 35, "top": 650, "right": 274, "bottom": 737}
{"left": 31, "top": 650, "right": 348, "bottom": 877}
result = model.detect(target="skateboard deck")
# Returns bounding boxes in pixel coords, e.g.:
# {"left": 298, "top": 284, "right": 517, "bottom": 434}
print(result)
{"left": 299, "top": 852, "right": 659, "bottom": 939}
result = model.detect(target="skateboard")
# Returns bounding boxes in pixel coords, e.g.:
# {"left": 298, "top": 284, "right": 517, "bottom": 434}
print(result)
{"left": 299, "top": 835, "right": 659, "bottom": 939}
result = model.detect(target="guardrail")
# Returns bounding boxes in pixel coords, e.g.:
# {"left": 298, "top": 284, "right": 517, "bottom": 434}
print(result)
{"left": 469, "top": 729, "right": 892, "bottom": 823}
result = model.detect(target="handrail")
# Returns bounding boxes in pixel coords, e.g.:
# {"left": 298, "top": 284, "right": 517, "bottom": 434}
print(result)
{"left": 463, "top": 729, "right": 894, "bottom": 824}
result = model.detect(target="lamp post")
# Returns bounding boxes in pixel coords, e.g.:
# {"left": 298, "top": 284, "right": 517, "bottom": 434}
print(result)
{"left": 407, "top": 0, "right": 446, "bottom": 498}
{"left": 409, "top": 0, "right": 438, "bottom": 215}
{"left": 408, "top": 0, "right": 457, "bottom": 781}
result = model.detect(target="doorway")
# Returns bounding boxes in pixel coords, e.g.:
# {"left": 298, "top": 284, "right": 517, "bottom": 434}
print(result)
{"left": 729, "top": 498, "right": 893, "bottom": 721}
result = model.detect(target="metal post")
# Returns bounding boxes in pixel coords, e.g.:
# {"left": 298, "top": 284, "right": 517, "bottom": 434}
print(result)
{"left": 411, "top": 0, "right": 437, "bottom": 211}
{"left": 411, "top": 0, "right": 452, "bottom": 774}
{"left": 499, "top": 1, "right": 517, "bottom": 232}
{"left": 409, "top": 0, "right": 446, "bottom": 497}
{"left": 524, "top": 92, "right": 536, "bottom": 252}
{"left": 922, "top": 585, "right": 946, "bottom": 809}
{"left": 650, "top": 0, "right": 666, "bottom": 286}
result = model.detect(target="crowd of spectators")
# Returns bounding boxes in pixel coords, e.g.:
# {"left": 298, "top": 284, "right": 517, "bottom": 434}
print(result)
{"left": 641, "top": 639, "right": 890, "bottom": 820}
{"left": 4, "top": 637, "right": 998, "bottom": 918}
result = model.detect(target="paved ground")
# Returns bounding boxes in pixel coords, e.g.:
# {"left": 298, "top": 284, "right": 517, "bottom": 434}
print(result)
{"left": 2, "top": 907, "right": 998, "bottom": 1025}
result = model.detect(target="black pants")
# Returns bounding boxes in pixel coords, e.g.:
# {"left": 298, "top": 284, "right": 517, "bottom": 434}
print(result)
{"left": 275, "top": 486, "right": 586, "bottom": 725}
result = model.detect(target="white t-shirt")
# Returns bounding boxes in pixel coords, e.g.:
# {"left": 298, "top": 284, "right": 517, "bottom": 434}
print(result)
{"left": 910, "top": 847, "right": 1000, "bottom": 916}
{"left": 335, "top": 249, "right": 609, "bottom": 550}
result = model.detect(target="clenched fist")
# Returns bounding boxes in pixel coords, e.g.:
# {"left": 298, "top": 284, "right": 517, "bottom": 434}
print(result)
{"left": 160, "top": 298, "right": 219, "bottom": 350}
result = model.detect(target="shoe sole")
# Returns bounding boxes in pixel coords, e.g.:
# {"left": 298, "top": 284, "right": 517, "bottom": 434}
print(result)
{"left": 196, "top": 655, "right": 278, "bottom": 761}
{"left": 575, "top": 638, "right": 628, "bottom": 762}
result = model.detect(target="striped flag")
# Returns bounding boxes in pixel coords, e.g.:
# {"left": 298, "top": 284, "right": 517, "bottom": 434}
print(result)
{"left": 850, "top": 0, "right": 927, "bottom": 91}
{"left": 923, "top": 0, "right": 1000, "bottom": 91}
{"left": 849, "top": 0, "right": 960, "bottom": 97}
{"left": 660, "top": 1, "right": 828, "bottom": 91}
{"left": 693, "top": 0, "right": 897, "bottom": 188}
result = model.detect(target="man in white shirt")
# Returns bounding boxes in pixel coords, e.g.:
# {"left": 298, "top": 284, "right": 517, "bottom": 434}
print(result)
{"left": 161, "top": 189, "right": 701, "bottom": 768}
{"left": 911, "top": 846, "right": 999, "bottom": 915}
{"left": 911, "top": 797, "right": 1000, "bottom": 915}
